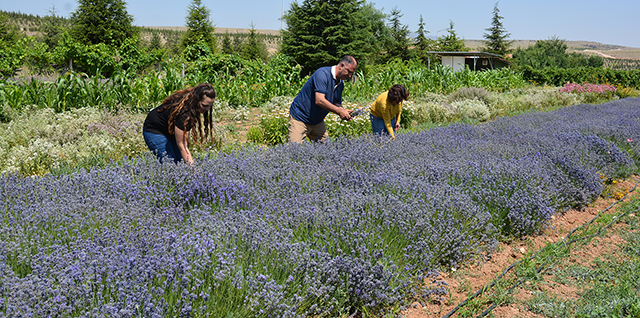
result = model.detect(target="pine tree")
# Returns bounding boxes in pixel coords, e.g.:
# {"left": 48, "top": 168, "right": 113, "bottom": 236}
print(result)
{"left": 385, "top": 7, "right": 411, "bottom": 61}
{"left": 181, "top": 0, "right": 216, "bottom": 53}
{"left": 41, "top": 5, "right": 66, "bottom": 50}
{"left": 413, "top": 14, "right": 434, "bottom": 62}
{"left": 240, "top": 22, "right": 268, "bottom": 61}
{"left": 281, "top": 0, "right": 386, "bottom": 74}
{"left": 221, "top": 31, "right": 234, "bottom": 54}
{"left": 437, "top": 21, "right": 468, "bottom": 52}
{"left": 69, "top": 0, "right": 135, "bottom": 46}
{"left": 481, "top": 2, "right": 513, "bottom": 56}
{"left": 149, "top": 32, "right": 162, "bottom": 51}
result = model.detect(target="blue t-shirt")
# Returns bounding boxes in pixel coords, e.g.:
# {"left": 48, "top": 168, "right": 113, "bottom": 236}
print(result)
{"left": 289, "top": 66, "right": 344, "bottom": 125}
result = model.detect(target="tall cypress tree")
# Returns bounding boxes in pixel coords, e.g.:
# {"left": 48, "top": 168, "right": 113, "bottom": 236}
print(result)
{"left": 69, "top": 0, "right": 135, "bottom": 47}
{"left": 481, "top": 2, "right": 513, "bottom": 56}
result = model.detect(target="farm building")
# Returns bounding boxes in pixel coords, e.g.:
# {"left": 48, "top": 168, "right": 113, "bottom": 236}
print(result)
{"left": 427, "top": 51, "right": 510, "bottom": 71}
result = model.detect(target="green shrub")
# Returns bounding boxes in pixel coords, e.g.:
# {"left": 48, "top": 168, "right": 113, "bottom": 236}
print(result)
{"left": 451, "top": 99, "right": 491, "bottom": 122}
{"left": 411, "top": 101, "right": 461, "bottom": 124}
{"left": 447, "top": 87, "right": 491, "bottom": 104}
{"left": 246, "top": 126, "right": 264, "bottom": 143}
{"left": 259, "top": 114, "right": 289, "bottom": 145}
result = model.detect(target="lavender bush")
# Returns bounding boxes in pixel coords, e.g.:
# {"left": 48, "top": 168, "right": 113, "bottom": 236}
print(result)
{"left": 1, "top": 98, "right": 639, "bottom": 317}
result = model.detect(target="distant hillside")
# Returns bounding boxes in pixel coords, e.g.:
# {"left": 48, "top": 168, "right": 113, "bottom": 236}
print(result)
{"left": 4, "top": 8, "right": 639, "bottom": 60}
{"left": 464, "top": 39, "right": 640, "bottom": 60}
{"left": 146, "top": 26, "right": 280, "bottom": 37}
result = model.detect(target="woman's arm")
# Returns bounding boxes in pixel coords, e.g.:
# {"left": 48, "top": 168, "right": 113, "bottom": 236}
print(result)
{"left": 174, "top": 127, "right": 193, "bottom": 164}
{"left": 395, "top": 102, "right": 402, "bottom": 131}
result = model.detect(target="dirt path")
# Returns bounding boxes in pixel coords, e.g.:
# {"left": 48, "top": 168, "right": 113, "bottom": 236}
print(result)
{"left": 403, "top": 176, "right": 640, "bottom": 318}
{"left": 582, "top": 49, "right": 618, "bottom": 59}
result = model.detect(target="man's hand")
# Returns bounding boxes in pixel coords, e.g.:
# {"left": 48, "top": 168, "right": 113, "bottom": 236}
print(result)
{"left": 337, "top": 108, "right": 352, "bottom": 121}
{"left": 394, "top": 122, "right": 401, "bottom": 131}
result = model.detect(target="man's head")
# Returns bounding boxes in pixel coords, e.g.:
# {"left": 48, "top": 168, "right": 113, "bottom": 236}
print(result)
{"left": 335, "top": 55, "right": 357, "bottom": 81}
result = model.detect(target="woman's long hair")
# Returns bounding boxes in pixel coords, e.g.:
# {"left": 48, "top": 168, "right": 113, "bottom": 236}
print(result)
{"left": 159, "top": 83, "right": 216, "bottom": 145}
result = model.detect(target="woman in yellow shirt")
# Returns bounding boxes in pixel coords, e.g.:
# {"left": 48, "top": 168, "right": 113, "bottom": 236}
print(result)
{"left": 369, "top": 84, "right": 409, "bottom": 139}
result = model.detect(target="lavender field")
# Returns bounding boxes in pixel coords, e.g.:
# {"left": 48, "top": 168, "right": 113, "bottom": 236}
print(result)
{"left": 1, "top": 98, "right": 639, "bottom": 317}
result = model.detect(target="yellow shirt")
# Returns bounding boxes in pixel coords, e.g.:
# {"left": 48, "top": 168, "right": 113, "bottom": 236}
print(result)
{"left": 369, "top": 91, "right": 402, "bottom": 138}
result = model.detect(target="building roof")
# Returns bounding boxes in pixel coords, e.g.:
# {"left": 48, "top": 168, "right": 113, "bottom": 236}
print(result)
{"left": 426, "top": 51, "right": 503, "bottom": 58}
{"left": 426, "top": 51, "right": 511, "bottom": 65}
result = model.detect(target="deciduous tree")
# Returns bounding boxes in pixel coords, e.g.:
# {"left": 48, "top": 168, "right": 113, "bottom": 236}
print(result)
{"left": 512, "top": 36, "right": 603, "bottom": 69}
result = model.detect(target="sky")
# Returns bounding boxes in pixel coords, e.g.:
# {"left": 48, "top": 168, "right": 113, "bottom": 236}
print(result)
{"left": 4, "top": 0, "right": 640, "bottom": 48}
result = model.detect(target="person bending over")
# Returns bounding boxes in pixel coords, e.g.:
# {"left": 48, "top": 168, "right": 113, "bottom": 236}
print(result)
{"left": 143, "top": 83, "right": 216, "bottom": 164}
{"left": 369, "top": 84, "right": 409, "bottom": 139}
{"left": 288, "top": 55, "right": 358, "bottom": 143}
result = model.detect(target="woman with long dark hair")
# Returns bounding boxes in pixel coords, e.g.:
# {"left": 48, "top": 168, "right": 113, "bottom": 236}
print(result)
{"left": 142, "top": 83, "right": 216, "bottom": 164}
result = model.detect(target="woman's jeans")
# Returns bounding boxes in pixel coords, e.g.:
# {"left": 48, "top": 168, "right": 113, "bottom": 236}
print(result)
{"left": 143, "top": 130, "right": 183, "bottom": 163}
{"left": 370, "top": 114, "right": 396, "bottom": 136}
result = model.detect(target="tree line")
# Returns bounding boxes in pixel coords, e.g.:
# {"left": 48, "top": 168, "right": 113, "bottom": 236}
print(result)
{"left": 0, "top": 0, "right": 630, "bottom": 81}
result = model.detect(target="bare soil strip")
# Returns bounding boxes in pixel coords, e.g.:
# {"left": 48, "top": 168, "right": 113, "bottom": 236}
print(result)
{"left": 403, "top": 176, "right": 640, "bottom": 318}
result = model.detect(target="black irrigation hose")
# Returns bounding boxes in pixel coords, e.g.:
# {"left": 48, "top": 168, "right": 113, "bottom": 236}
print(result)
{"left": 441, "top": 178, "right": 640, "bottom": 318}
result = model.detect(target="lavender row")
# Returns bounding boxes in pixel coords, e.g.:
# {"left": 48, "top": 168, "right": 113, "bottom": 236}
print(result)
{"left": 0, "top": 98, "right": 638, "bottom": 317}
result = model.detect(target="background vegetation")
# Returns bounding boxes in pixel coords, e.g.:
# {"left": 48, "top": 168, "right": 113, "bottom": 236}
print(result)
{"left": 2, "top": 1, "right": 640, "bottom": 316}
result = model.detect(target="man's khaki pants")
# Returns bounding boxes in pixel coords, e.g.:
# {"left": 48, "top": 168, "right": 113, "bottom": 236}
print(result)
{"left": 288, "top": 115, "right": 328, "bottom": 143}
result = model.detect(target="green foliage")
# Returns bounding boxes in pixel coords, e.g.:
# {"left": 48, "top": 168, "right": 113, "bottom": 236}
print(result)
{"left": 521, "top": 66, "right": 640, "bottom": 89}
{"left": 281, "top": 0, "right": 387, "bottom": 74}
{"left": 149, "top": 32, "right": 162, "bottom": 51}
{"left": 188, "top": 53, "right": 303, "bottom": 106}
{"left": 384, "top": 7, "right": 411, "bottom": 62}
{"left": 258, "top": 114, "right": 289, "bottom": 145}
{"left": 0, "top": 11, "right": 20, "bottom": 45}
{"left": 69, "top": 0, "right": 136, "bottom": 47}
{"left": 0, "top": 39, "right": 27, "bottom": 77}
{"left": 413, "top": 15, "right": 435, "bottom": 62}
{"left": 512, "top": 37, "right": 604, "bottom": 70}
{"left": 347, "top": 60, "right": 528, "bottom": 100}
{"left": 239, "top": 23, "right": 268, "bottom": 61}
{"left": 480, "top": 2, "right": 513, "bottom": 56}
{"left": 183, "top": 38, "right": 213, "bottom": 62}
{"left": 220, "top": 31, "right": 234, "bottom": 55}
{"left": 246, "top": 126, "right": 264, "bottom": 144}
{"left": 182, "top": 0, "right": 217, "bottom": 55}
{"left": 40, "top": 8, "right": 67, "bottom": 51}
{"left": 436, "top": 21, "right": 468, "bottom": 52}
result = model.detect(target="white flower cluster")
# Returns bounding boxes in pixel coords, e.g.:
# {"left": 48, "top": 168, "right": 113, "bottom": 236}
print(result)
{"left": 0, "top": 107, "right": 147, "bottom": 175}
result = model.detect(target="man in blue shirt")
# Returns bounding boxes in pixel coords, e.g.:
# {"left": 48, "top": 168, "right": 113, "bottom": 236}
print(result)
{"left": 289, "top": 55, "right": 358, "bottom": 143}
